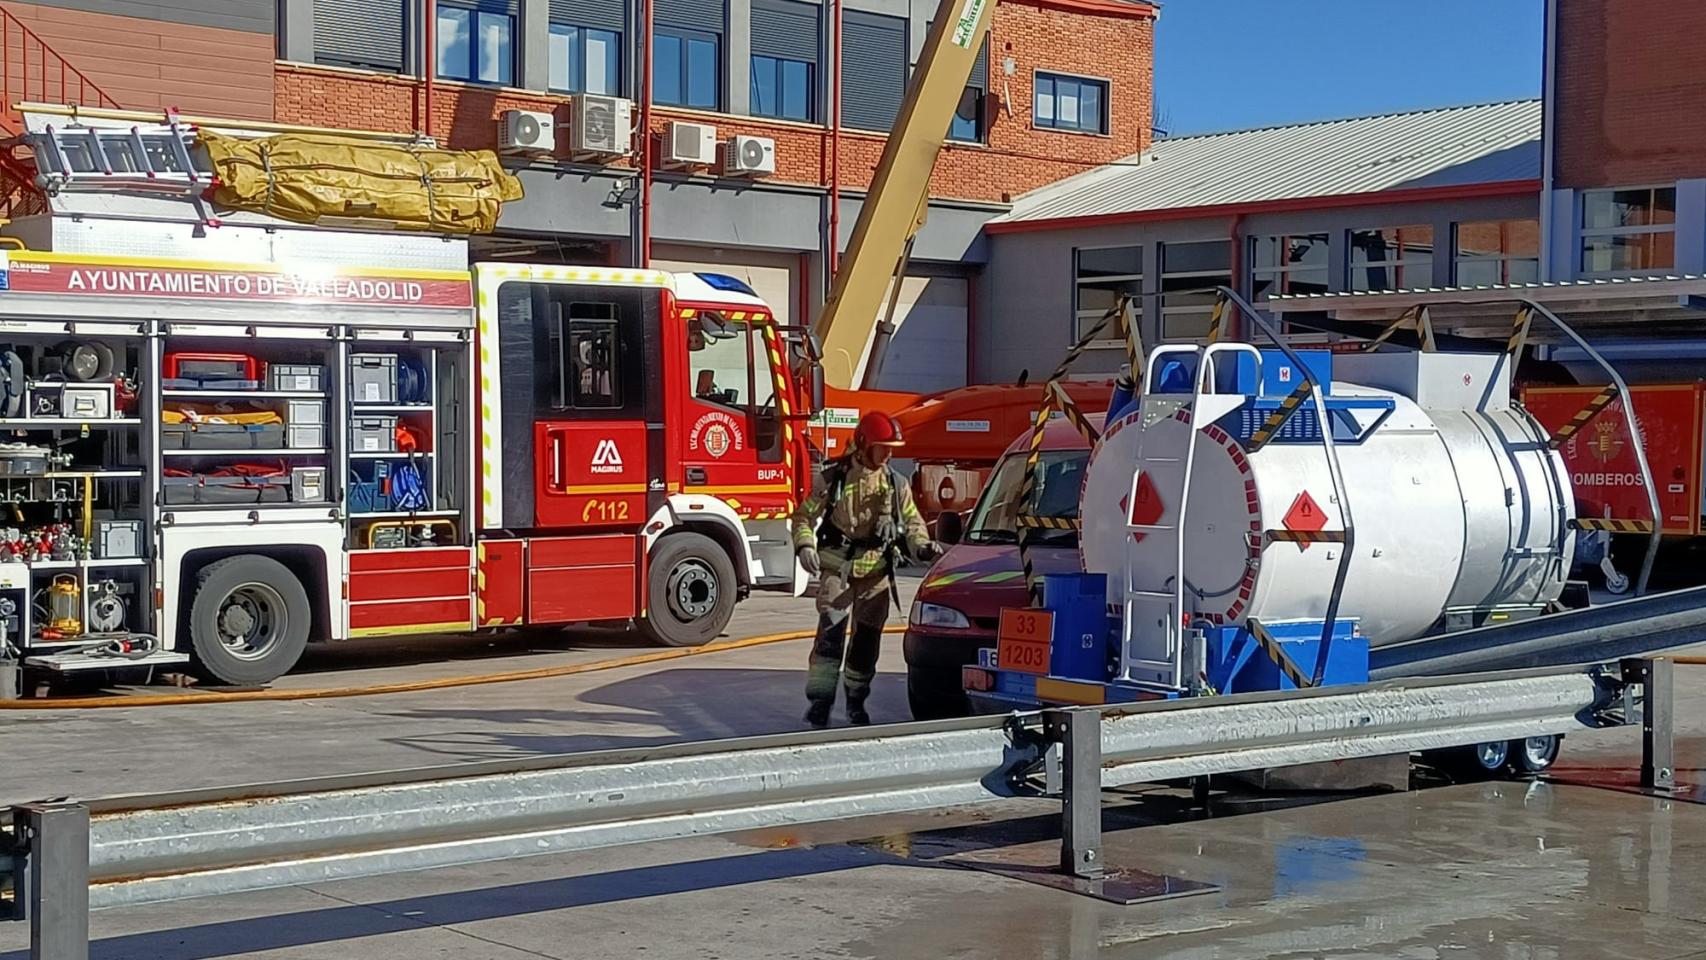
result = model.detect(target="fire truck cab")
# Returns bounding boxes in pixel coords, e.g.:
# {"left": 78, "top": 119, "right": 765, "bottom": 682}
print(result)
{"left": 0, "top": 108, "right": 812, "bottom": 692}
{"left": 473, "top": 264, "right": 811, "bottom": 646}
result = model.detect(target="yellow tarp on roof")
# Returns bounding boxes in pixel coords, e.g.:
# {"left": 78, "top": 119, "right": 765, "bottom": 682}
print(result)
{"left": 200, "top": 132, "right": 524, "bottom": 235}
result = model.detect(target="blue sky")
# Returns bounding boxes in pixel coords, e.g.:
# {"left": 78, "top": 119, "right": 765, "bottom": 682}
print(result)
{"left": 1153, "top": 1, "right": 1546, "bottom": 137}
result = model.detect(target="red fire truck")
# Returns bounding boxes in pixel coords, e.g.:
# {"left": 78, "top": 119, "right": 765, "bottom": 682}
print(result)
{"left": 0, "top": 109, "right": 814, "bottom": 691}
{"left": 1524, "top": 382, "right": 1703, "bottom": 592}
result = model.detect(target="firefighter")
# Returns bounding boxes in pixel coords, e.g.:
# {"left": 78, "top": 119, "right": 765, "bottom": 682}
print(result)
{"left": 793, "top": 411, "right": 940, "bottom": 728}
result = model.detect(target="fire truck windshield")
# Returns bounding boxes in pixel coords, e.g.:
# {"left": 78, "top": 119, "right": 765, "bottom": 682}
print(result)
{"left": 688, "top": 317, "right": 775, "bottom": 411}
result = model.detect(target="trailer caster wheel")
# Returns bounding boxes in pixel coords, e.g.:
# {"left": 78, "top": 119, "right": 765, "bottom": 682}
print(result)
{"left": 1601, "top": 556, "right": 1631, "bottom": 595}
{"left": 1509, "top": 735, "right": 1561, "bottom": 775}
{"left": 638, "top": 532, "right": 737, "bottom": 648}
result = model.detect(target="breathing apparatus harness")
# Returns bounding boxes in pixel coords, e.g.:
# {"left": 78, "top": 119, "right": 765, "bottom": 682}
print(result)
{"left": 814, "top": 454, "right": 908, "bottom": 606}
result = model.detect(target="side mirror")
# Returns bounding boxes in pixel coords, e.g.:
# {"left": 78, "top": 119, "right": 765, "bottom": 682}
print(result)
{"left": 936, "top": 509, "right": 964, "bottom": 546}
{"left": 809, "top": 360, "right": 825, "bottom": 413}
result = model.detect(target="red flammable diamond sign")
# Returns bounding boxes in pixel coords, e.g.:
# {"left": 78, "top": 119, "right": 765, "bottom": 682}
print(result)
{"left": 1123, "top": 471, "right": 1164, "bottom": 542}
{"left": 1283, "top": 490, "right": 1327, "bottom": 550}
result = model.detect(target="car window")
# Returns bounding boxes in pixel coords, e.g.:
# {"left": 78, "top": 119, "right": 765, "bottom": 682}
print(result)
{"left": 964, "top": 450, "right": 1085, "bottom": 545}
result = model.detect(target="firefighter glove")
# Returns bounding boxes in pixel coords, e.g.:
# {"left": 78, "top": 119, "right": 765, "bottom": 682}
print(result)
{"left": 915, "top": 541, "right": 943, "bottom": 563}
{"left": 797, "top": 545, "right": 821, "bottom": 576}
{"left": 874, "top": 516, "right": 897, "bottom": 544}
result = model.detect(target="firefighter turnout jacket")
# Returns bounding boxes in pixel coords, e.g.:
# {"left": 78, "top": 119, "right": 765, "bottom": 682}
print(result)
{"left": 791, "top": 457, "right": 931, "bottom": 580}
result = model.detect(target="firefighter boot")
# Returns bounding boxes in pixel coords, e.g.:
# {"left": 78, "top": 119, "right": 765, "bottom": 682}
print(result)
{"left": 804, "top": 699, "right": 833, "bottom": 729}
{"left": 844, "top": 691, "right": 871, "bottom": 726}
{"left": 805, "top": 609, "right": 850, "bottom": 728}
{"left": 842, "top": 618, "right": 882, "bottom": 726}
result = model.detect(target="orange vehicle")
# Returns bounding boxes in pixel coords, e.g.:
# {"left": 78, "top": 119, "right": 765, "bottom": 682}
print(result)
{"left": 898, "top": 379, "right": 1113, "bottom": 518}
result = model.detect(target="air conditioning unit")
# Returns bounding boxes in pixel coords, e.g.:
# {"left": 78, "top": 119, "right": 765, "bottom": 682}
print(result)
{"left": 498, "top": 109, "right": 556, "bottom": 154}
{"left": 664, "top": 121, "right": 718, "bottom": 167}
{"left": 570, "top": 94, "right": 633, "bottom": 158}
{"left": 724, "top": 135, "right": 776, "bottom": 176}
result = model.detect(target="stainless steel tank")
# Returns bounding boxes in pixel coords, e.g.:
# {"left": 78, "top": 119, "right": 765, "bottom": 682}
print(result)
{"left": 1079, "top": 350, "right": 1576, "bottom": 651}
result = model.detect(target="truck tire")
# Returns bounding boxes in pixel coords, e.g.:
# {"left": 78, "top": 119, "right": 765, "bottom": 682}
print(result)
{"left": 186, "top": 555, "right": 312, "bottom": 685}
{"left": 639, "top": 532, "right": 737, "bottom": 647}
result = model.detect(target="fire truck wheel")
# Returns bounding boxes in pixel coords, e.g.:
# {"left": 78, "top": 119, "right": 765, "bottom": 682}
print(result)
{"left": 187, "top": 555, "right": 312, "bottom": 685}
{"left": 639, "top": 532, "right": 737, "bottom": 647}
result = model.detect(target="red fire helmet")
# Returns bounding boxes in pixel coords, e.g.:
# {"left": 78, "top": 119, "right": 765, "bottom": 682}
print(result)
{"left": 854, "top": 411, "right": 905, "bottom": 449}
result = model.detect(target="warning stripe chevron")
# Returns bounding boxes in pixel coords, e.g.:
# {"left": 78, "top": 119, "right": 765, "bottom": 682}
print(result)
{"left": 1016, "top": 293, "right": 1134, "bottom": 603}
{"left": 1549, "top": 383, "right": 1619, "bottom": 449}
{"left": 1248, "top": 379, "right": 1315, "bottom": 451}
{"left": 1048, "top": 381, "right": 1101, "bottom": 444}
{"left": 1265, "top": 529, "right": 1347, "bottom": 545}
{"left": 1507, "top": 306, "right": 1533, "bottom": 359}
{"left": 1204, "top": 295, "right": 1227, "bottom": 344}
{"left": 1361, "top": 306, "right": 1420, "bottom": 352}
{"left": 1016, "top": 514, "right": 1081, "bottom": 530}
{"left": 1247, "top": 618, "right": 1315, "bottom": 689}
{"left": 1571, "top": 517, "right": 1655, "bottom": 534}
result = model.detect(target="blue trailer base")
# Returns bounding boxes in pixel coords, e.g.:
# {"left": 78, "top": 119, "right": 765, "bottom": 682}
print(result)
{"left": 962, "top": 572, "right": 1368, "bottom": 710}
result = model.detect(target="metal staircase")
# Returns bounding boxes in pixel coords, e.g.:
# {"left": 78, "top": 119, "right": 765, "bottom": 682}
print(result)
{"left": 0, "top": 3, "right": 122, "bottom": 215}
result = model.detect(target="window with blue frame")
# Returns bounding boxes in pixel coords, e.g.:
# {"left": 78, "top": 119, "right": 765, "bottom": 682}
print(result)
{"left": 1034, "top": 72, "right": 1108, "bottom": 134}
{"left": 550, "top": 23, "right": 621, "bottom": 95}
{"left": 437, "top": 2, "right": 515, "bottom": 86}
{"left": 654, "top": 27, "right": 720, "bottom": 110}
{"left": 751, "top": 55, "right": 812, "bottom": 121}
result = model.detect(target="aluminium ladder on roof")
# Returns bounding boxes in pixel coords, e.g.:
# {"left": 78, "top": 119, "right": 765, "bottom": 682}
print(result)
{"left": 29, "top": 116, "right": 209, "bottom": 195}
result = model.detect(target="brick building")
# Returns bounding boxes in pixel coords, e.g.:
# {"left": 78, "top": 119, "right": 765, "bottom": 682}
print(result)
{"left": 1266, "top": 0, "right": 1706, "bottom": 359}
{"left": 1542, "top": 0, "right": 1706, "bottom": 282}
{"left": 0, "top": 0, "right": 1156, "bottom": 393}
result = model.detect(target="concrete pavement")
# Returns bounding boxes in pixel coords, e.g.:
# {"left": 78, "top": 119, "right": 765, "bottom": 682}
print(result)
{"left": 6, "top": 571, "right": 1706, "bottom": 958}
{"left": 3, "top": 758, "right": 1702, "bottom": 959}
{"left": 0, "top": 576, "right": 921, "bottom": 805}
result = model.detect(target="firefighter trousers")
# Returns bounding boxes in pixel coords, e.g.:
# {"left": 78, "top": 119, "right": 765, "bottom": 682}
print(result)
{"left": 805, "top": 568, "right": 891, "bottom": 709}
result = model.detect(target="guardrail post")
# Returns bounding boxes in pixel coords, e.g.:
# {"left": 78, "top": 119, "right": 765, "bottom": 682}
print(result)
{"left": 1624, "top": 658, "right": 1675, "bottom": 793}
{"left": 13, "top": 803, "right": 89, "bottom": 960}
{"left": 1045, "top": 707, "right": 1102, "bottom": 880}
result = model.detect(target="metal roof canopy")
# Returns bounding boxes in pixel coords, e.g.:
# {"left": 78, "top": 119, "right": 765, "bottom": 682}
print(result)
{"left": 1266, "top": 275, "right": 1706, "bottom": 342}
{"left": 994, "top": 99, "right": 1541, "bottom": 227}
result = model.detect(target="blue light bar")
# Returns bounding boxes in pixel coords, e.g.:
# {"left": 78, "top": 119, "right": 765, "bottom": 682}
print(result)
{"left": 694, "top": 273, "right": 757, "bottom": 296}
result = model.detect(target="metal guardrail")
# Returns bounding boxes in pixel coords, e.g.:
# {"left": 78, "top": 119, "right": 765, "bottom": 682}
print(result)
{"left": 1372, "top": 585, "right": 1706, "bottom": 679}
{"left": 2, "top": 662, "right": 1647, "bottom": 960}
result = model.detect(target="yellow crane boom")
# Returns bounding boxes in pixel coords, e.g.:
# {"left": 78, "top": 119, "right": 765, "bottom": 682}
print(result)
{"left": 811, "top": 0, "right": 995, "bottom": 391}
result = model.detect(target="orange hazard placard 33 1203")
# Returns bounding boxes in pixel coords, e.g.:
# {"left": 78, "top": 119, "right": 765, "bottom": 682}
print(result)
{"left": 996, "top": 608, "right": 1054, "bottom": 676}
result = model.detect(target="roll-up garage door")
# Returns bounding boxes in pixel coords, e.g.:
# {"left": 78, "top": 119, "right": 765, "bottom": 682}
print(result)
{"left": 864, "top": 275, "right": 968, "bottom": 394}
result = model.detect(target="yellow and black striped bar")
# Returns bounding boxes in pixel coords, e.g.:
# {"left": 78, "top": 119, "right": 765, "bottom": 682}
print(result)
{"left": 1360, "top": 305, "right": 1421, "bottom": 353}
{"left": 1571, "top": 517, "right": 1656, "bottom": 534}
{"left": 1016, "top": 392, "right": 1057, "bottom": 602}
{"left": 1507, "top": 306, "right": 1533, "bottom": 360}
{"left": 1204, "top": 294, "right": 1227, "bottom": 344}
{"left": 1121, "top": 296, "right": 1144, "bottom": 377}
{"left": 1264, "top": 529, "right": 1348, "bottom": 545}
{"left": 1247, "top": 379, "right": 1315, "bottom": 452}
{"left": 1247, "top": 618, "right": 1315, "bottom": 689}
{"left": 1049, "top": 306, "right": 1118, "bottom": 383}
{"left": 1049, "top": 381, "right": 1102, "bottom": 444}
{"left": 1016, "top": 514, "right": 1082, "bottom": 531}
{"left": 1548, "top": 383, "right": 1620, "bottom": 450}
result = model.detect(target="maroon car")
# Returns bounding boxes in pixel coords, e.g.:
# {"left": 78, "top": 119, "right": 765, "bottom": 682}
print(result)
{"left": 903, "top": 416, "right": 1096, "bottom": 719}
